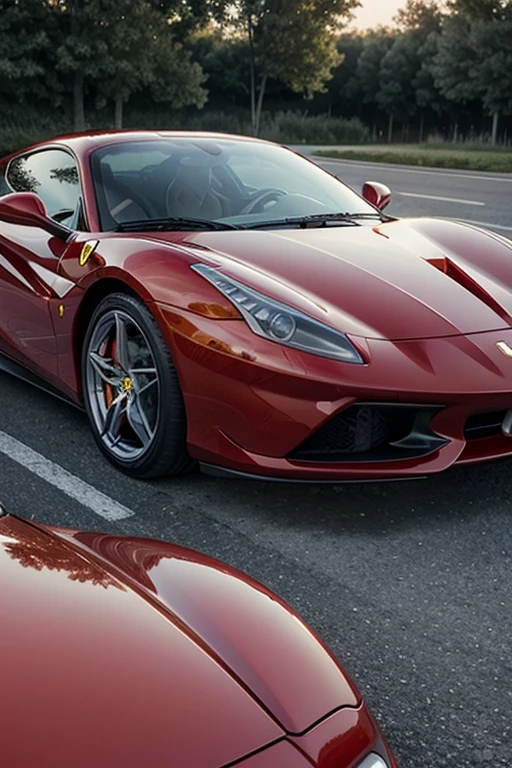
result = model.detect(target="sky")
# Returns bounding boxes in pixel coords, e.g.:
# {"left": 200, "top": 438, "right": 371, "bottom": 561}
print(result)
{"left": 350, "top": 0, "right": 406, "bottom": 30}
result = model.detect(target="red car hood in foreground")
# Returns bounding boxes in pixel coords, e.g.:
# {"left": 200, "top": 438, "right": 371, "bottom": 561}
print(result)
{"left": 169, "top": 217, "right": 512, "bottom": 342}
{"left": 0, "top": 514, "right": 393, "bottom": 768}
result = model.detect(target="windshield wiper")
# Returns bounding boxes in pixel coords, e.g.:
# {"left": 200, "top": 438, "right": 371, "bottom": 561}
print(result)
{"left": 241, "top": 211, "right": 394, "bottom": 230}
{"left": 116, "top": 217, "right": 240, "bottom": 233}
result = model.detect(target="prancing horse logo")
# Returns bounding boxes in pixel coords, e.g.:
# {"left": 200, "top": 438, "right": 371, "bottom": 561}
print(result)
{"left": 79, "top": 240, "right": 99, "bottom": 267}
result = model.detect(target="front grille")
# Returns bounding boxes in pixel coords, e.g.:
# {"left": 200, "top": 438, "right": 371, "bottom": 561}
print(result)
{"left": 289, "top": 404, "right": 422, "bottom": 463}
{"left": 464, "top": 410, "right": 508, "bottom": 440}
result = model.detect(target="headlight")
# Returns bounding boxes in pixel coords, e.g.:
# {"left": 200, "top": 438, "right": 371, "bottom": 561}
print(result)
{"left": 358, "top": 754, "right": 388, "bottom": 768}
{"left": 191, "top": 264, "right": 364, "bottom": 364}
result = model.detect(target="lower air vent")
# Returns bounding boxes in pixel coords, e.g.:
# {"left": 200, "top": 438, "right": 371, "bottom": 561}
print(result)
{"left": 288, "top": 403, "right": 447, "bottom": 463}
{"left": 464, "top": 411, "right": 508, "bottom": 440}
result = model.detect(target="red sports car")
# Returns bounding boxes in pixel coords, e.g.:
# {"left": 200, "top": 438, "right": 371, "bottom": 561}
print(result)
{"left": 1, "top": 130, "right": 512, "bottom": 480}
{"left": 0, "top": 505, "right": 396, "bottom": 767}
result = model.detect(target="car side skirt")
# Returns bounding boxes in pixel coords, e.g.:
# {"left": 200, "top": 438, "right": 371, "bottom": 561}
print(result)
{"left": 0, "top": 352, "right": 82, "bottom": 410}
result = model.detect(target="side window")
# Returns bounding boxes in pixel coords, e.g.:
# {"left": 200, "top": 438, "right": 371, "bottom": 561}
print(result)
{"left": 6, "top": 149, "right": 82, "bottom": 225}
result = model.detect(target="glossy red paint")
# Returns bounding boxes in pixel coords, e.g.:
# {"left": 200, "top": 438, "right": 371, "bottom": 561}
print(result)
{"left": 0, "top": 511, "right": 396, "bottom": 767}
{"left": 0, "top": 189, "right": 46, "bottom": 221}
{"left": 362, "top": 181, "right": 392, "bottom": 211}
{"left": 1, "top": 130, "right": 512, "bottom": 480}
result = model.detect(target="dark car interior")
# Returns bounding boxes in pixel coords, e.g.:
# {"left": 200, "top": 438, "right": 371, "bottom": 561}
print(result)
{"left": 89, "top": 140, "right": 340, "bottom": 231}
{"left": 92, "top": 145, "right": 274, "bottom": 230}
{"left": 1, "top": 139, "right": 378, "bottom": 234}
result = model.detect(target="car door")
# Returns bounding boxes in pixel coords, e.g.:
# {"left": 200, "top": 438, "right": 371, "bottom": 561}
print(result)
{"left": 0, "top": 148, "right": 82, "bottom": 379}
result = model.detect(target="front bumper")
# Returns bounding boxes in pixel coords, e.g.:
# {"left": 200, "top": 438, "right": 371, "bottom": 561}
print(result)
{"left": 155, "top": 303, "right": 512, "bottom": 481}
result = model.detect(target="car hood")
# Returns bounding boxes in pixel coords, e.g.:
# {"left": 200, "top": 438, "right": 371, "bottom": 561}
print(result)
{"left": 172, "top": 217, "right": 512, "bottom": 341}
{"left": 0, "top": 514, "right": 358, "bottom": 768}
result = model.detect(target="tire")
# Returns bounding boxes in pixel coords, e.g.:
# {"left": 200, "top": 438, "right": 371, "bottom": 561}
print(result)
{"left": 82, "top": 292, "right": 193, "bottom": 479}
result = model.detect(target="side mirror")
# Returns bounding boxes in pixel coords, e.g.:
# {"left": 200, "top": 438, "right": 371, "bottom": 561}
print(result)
{"left": 362, "top": 181, "right": 392, "bottom": 212}
{"left": 0, "top": 192, "right": 71, "bottom": 240}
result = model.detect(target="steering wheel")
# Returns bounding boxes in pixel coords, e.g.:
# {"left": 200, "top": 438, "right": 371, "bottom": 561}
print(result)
{"left": 239, "top": 188, "right": 287, "bottom": 215}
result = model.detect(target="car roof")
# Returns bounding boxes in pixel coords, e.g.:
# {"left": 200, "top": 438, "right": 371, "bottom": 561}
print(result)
{"left": 2, "top": 130, "right": 273, "bottom": 163}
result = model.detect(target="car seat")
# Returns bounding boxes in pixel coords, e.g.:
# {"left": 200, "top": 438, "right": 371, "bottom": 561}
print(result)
{"left": 100, "top": 162, "right": 150, "bottom": 223}
{"left": 165, "top": 163, "right": 228, "bottom": 220}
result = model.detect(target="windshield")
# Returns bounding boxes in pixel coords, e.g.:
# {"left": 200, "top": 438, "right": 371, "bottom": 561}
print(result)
{"left": 90, "top": 137, "right": 377, "bottom": 232}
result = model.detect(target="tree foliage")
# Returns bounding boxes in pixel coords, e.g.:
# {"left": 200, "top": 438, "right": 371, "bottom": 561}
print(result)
{"left": 191, "top": 28, "right": 250, "bottom": 105}
{"left": 1, "top": 0, "right": 512, "bottom": 144}
{"left": 378, "top": 33, "right": 420, "bottom": 134}
{"left": 0, "top": 0, "right": 224, "bottom": 130}
{"left": 432, "top": 0, "right": 512, "bottom": 142}
{"left": 447, "top": 0, "right": 511, "bottom": 20}
{"left": 0, "top": 0, "right": 54, "bottom": 101}
{"left": 231, "top": 0, "right": 360, "bottom": 134}
{"left": 357, "top": 29, "right": 396, "bottom": 106}
{"left": 395, "top": 0, "right": 444, "bottom": 32}
{"left": 470, "top": 16, "right": 512, "bottom": 118}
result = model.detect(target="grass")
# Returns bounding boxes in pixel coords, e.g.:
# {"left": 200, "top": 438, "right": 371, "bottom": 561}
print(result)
{"left": 0, "top": 109, "right": 370, "bottom": 157}
{"left": 313, "top": 144, "right": 512, "bottom": 173}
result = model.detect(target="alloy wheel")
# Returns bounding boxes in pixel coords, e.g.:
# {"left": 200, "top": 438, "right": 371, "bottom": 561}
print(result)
{"left": 85, "top": 310, "right": 160, "bottom": 461}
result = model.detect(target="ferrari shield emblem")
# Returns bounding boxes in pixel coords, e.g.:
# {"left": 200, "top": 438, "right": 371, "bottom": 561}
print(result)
{"left": 496, "top": 341, "right": 512, "bottom": 358}
{"left": 79, "top": 240, "right": 99, "bottom": 267}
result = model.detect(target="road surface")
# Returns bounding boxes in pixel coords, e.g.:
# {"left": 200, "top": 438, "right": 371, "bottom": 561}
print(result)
{"left": 1, "top": 158, "right": 511, "bottom": 767}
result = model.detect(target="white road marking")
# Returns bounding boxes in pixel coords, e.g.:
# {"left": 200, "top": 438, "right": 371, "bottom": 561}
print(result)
{"left": 317, "top": 157, "right": 512, "bottom": 184}
{"left": 0, "top": 431, "right": 134, "bottom": 521}
{"left": 398, "top": 191, "right": 485, "bottom": 206}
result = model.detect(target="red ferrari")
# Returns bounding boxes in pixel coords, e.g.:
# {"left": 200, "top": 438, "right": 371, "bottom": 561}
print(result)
{"left": 0, "top": 505, "right": 396, "bottom": 767}
{"left": 1, "top": 130, "right": 512, "bottom": 480}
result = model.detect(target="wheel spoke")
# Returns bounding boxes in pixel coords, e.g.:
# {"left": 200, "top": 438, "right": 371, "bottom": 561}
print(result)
{"left": 115, "top": 312, "right": 131, "bottom": 372}
{"left": 130, "top": 368, "right": 157, "bottom": 374}
{"left": 89, "top": 352, "right": 122, "bottom": 387}
{"left": 137, "top": 376, "right": 158, "bottom": 395}
{"left": 101, "top": 391, "right": 127, "bottom": 441}
{"left": 126, "top": 395, "right": 154, "bottom": 448}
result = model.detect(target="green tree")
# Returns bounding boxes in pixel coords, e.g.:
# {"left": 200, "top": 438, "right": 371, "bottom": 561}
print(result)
{"left": 190, "top": 27, "right": 251, "bottom": 107}
{"left": 446, "top": 0, "right": 510, "bottom": 19}
{"left": 324, "top": 33, "right": 365, "bottom": 118}
{"left": 357, "top": 29, "right": 396, "bottom": 139}
{"left": 468, "top": 14, "right": 512, "bottom": 143}
{"left": 395, "top": 0, "right": 445, "bottom": 32}
{"left": 232, "top": 0, "right": 360, "bottom": 135}
{"left": 430, "top": 14, "right": 480, "bottom": 141}
{"left": 393, "top": 0, "right": 445, "bottom": 141}
{"left": 49, "top": 0, "right": 222, "bottom": 131}
{"left": 49, "top": 0, "right": 103, "bottom": 131}
{"left": 0, "top": 0, "right": 54, "bottom": 103}
{"left": 413, "top": 32, "right": 450, "bottom": 140}
{"left": 93, "top": 1, "right": 207, "bottom": 129}
{"left": 377, "top": 32, "right": 420, "bottom": 142}
{"left": 433, "top": 2, "right": 512, "bottom": 143}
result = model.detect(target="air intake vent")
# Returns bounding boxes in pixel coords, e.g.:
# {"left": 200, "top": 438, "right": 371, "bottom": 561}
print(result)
{"left": 428, "top": 257, "right": 511, "bottom": 322}
{"left": 464, "top": 410, "right": 508, "bottom": 440}
{"left": 288, "top": 403, "right": 447, "bottom": 463}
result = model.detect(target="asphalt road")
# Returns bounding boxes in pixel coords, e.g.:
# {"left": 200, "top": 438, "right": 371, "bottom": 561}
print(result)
{"left": 312, "top": 154, "right": 512, "bottom": 235}
{"left": 1, "top": 161, "right": 512, "bottom": 768}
